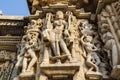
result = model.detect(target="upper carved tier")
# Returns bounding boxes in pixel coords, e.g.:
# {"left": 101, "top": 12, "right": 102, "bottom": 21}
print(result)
{"left": 27, "top": 0, "right": 117, "bottom": 14}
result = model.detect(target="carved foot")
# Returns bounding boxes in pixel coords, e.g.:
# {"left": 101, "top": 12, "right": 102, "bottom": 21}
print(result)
{"left": 41, "top": 61, "right": 49, "bottom": 65}
{"left": 19, "top": 71, "right": 35, "bottom": 78}
{"left": 56, "top": 59, "right": 61, "bottom": 64}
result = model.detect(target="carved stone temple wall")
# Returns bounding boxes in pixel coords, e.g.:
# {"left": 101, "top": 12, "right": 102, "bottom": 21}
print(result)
{"left": 0, "top": 0, "right": 120, "bottom": 80}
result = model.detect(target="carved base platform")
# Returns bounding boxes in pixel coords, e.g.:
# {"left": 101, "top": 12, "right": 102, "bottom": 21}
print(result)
{"left": 86, "top": 71, "right": 102, "bottom": 80}
{"left": 40, "top": 63, "right": 80, "bottom": 79}
{"left": 111, "top": 65, "right": 120, "bottom": 79}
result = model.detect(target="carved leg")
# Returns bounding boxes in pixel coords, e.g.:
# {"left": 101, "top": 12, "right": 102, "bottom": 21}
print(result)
{"left": 15, "top": 57, "right": 23, "bottom": 74}
{"left": 27, "top": 49, "right": 37, "bottom": 71}
{"left": 105, "top": 39, "right": 118, "bottom": 67}
{"left": 55, "top": 34, "right": 61, "bottom": 58}
{"left": 56, "top": 40, "right": 61, "bottom": 63}
{"left": 86, "top": 54, "right": 98, "bottom": 72}
{"left": 70, "top": 33, "right": 76, "bottom": 60}
{"left": 51, "top": 42, "right": 57, "bottom": 56}
{"left": 51, "top": 41, "right": 61, "bottom": 63}
{"left": 71, "top": 43, "right": 77, "bottom": 62}
{"left": 59, "top": 39, "right": 73, "bottom": 62}
{"left": 42, "top": 47, "right": 50, "bottom": 64}
{"left": 112, "top": 44, "right": 118, "bottom": 67}
{"left": 22, "top": 57, "right": 27, "bottom": 72}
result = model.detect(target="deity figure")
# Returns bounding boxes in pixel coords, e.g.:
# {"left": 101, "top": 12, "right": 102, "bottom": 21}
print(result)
{"left": 80, "top": 35, "right": 101, "bottom": 75}
{"left": 14, "top": 19, "right": 42, "bottom": 79}
{"left": 52, "top": 11, "right": 73, "bottom": 63}
{"left": 65, "top": 11, "right": 81, "bottom": 61}
{"left": 102, "top": 31, "right": 118, "bottom": 67}
{"left": 22, "top": 32, "right": 40, "bottom": 73}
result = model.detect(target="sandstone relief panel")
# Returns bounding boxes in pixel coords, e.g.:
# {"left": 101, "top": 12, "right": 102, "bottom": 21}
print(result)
{"left": 0, "top": 0, "right": 119, "bottom": 80}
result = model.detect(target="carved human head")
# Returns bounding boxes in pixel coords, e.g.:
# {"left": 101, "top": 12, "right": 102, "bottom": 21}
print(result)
{"left": 106, "top": 32, "right": 114, "bottom": 39}
{"left": 84, "top": 36, "right": 93, "bottom": 42}
{"left": 27, "top": 31, "right": 39, "bottom": 40}
{"left": 31, "top": 20, "right": 36, "bottom": 25}
{"left": 66, "top": 11, "right": 73, "bottom": 16}
{"left": 82, "top": 20, "right": 89, "bottom": 27}
{"left": 56, "top": 11, "right": 64, "bottom": 19}
{"left": 37, "top": 18, "right": 43, "bottom": 26}
{"left": 101, "top": 23, "right": 109, "bottom": 34}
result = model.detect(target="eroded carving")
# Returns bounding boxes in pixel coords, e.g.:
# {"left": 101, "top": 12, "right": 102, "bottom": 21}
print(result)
{"left": 4, "top": 0, "right": 119, "bottom": 80}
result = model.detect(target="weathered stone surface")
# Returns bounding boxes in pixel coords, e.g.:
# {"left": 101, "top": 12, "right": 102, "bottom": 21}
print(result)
{"left": 0, "top": 16, "right": 25, "bottom": 20}
{"left": 0, "top": 0, "right": 119, "bottom": 80}
{"left": 40, "top": 63, "right": 80, "bottom": 79}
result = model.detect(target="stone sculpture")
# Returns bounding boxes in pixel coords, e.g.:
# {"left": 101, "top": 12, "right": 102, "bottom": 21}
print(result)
{"left": 102, "top": 31, "right": 118, "bottom": 67}
{"left": 41, "top": 13, "right": 54, "bottom": 64}
{"left": 14, "top": 19, "right": 42, "bottom": 80}
{"left": 80, "top": 35, "right": 101, "bottom": 75}
{"left": 52, "top": 11, "right": 73, "bottom": 63}
{"left": 0, "top": 0, "right": 120, "bottom": 80}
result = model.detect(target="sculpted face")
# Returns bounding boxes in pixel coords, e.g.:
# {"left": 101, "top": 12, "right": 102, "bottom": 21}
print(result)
{"left": 37, "top": 19, "right": 43, "bottom": 26}
{"left": 31, "top": 20, "right": 36, "bottom": 25}
{"left": 28, "top": 32, "right": 39, "bottom": 39}
{"left": 85, "top": 36, "right": 93, "bottom": 42}
{"left": 56, "top": 11, "right": 64, "bottom": 19}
